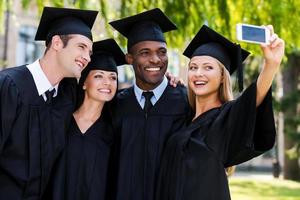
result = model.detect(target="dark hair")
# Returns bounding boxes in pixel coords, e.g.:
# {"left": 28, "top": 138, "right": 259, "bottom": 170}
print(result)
{"left": 44, "top": 35, "right": 72, "bottom": 53}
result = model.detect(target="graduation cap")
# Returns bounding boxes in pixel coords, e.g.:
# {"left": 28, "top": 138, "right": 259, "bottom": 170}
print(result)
{"left": 79, "top": 38, "right": 126, "bottom": 87}
{"left": 109, "top": 8, "right": 177, "bottom": 51}
{"left": 35, "top": 7, "right": 98, "bottom": 45}
{"left": 183, "top": 25, "right": 250, "bottom": 91}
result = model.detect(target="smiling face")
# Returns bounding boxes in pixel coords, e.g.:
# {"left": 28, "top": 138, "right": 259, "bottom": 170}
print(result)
{"left": 83, "top": 69, "right": 118, "bottom": 102}
{"left": 57, "top": 34, "right": 93, "bottom": 78}
{"left": 126, "top": 41, "right": 168, "bottom": 90}
{"left": 188, "top": 55, "right": 223, "bottom": 99}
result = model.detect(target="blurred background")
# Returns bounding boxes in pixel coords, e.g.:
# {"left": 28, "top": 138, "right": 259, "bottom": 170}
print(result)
{"left": 0, "top": 0, "right": 299, "bottom": 199}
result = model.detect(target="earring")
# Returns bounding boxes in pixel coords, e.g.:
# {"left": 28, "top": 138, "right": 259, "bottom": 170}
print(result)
{"left": 83, "top": 85, "right": 86, "bottom": 90}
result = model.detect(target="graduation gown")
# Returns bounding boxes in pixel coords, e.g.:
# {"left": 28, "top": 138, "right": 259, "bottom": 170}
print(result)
{"left": 112, "top": 85, "right": 190, "bottom": 200}
{"left": 62, "top": 114, "right": 113, "bottom": 200}
{"left": 0, "top": 66, "right": 76, "bottom": 199}
{"left": 156, "top": 82, "right": 276, "bottom": 200}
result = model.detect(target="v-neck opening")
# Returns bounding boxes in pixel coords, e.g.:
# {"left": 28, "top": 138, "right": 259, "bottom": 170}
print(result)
{"left": 72, "top": 116, "right": 102, "bottom": 136}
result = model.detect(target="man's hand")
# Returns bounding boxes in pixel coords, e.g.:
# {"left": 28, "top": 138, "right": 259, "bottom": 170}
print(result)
{"left": 165, "top": 71, "right": 185, "bottom": 87}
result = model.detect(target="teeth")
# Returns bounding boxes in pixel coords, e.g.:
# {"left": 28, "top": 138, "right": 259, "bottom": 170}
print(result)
{"left": 98, "top": 89, "right": 111, "bottom": 93}
{"left": 76, "top": 61, "right": 83, "bottom": 68}
{"left": 146, "top": 67, "right": 160, "bottom": 72}
{"left": 195, "top": 81, "right": 206, "bottom": 85}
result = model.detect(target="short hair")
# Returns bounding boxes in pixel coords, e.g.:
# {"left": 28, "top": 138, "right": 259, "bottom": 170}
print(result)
{"left": 44, "top": 35, "right": 73, "bottom": 54}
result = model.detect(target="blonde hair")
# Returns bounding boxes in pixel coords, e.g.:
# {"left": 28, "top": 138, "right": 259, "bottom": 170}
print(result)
{"left": 187, "top": 59, "right": 235, "bottom": 176}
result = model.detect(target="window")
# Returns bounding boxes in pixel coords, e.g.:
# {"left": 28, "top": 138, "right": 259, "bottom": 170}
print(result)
{"left": 16, "top": 25, "right": 43, "bottom": 65}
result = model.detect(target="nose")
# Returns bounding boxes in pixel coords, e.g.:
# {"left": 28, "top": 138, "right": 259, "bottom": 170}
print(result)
{"left": 150, "top": 53, "right": 160, "bottom": 64}
{"left": 195, "top": 68, "right": 204, "bottom": 77}
{"left": 83, "top": 50, "right": 91, "bottom": 64}
{"left": 102, "top": 77, "right": 110, "bottom": 85}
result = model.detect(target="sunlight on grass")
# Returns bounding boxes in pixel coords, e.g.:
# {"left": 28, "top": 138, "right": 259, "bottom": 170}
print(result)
{"left": 229, "top": 177, "right": 300, "bottom": 200}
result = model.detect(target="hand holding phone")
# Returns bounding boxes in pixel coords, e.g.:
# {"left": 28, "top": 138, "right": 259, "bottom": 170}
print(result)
{"left": 236, "top": 24, "right": 270, "bottom": 45}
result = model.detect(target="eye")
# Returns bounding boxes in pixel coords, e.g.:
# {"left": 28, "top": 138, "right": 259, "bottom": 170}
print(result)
{"left": 94, "top": 74, "right": 103, "bottom": 79}
{"left": 189, "top": 65, "right": 198, "bottom": 71}
{"left": 139, "top": 50, "right": 150, "bottom": 57}
{"left": 78, "top": 45, "right": 85, "bottom": 49}
{"left": 205, "top": 65, "right": 214, "bottom": 70}
{"left": 110, "top": 76, "right": 117, "bottom": 81}
{"left": 158, "top": 49, "right": 167, "bottom": 56}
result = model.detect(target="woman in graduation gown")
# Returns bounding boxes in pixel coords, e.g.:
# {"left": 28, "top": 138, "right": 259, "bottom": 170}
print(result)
{"left": 49, "top": 38, "right": 126, "bottom": 200}
{"left": 156, "top": 25, "right": 285, "bottom": 200}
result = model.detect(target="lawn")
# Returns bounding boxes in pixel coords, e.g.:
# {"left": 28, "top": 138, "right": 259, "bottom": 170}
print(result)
{"left": 229, "top": 177, "right": 300, "bottom": 200}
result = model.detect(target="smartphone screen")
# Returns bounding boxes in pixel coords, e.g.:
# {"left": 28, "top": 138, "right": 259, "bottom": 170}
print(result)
{"left": 242, "top": 25, "right": 266, "bottom": 43}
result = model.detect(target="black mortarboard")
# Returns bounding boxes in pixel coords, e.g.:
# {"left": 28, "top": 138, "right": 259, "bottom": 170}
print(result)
{"left": 183, "top": 25, "right": 250, "bottom": 91}
{"left": 109, "top": 8, "right": 177, "bottom": 51}
{"left": 35, "top": 7, "right": 98, "bottom": 44}
{"left": 79, "top": 38, "right": 126, "bottom": 87}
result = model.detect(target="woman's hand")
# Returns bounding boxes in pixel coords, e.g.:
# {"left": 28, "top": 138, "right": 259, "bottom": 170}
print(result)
{"left": 256, "top": 25, "right": 285, "bottom": 107}
{"left": 260, "top": 25, "right": 285, "bottom": 73}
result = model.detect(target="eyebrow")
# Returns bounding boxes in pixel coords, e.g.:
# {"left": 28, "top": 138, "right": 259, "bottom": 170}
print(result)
{"left": 79, "top": 42, "right": 93, "bottom": 55}
{"left": 95, "top": 71, "right": 117, "bottom": 76}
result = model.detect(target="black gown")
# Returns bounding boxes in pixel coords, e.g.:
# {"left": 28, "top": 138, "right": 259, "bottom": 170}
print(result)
{"left": 111, "top": 85, "right": 190, "bottom": 200}
{"left": 156, "top": 83, "right": 276, "bottom": 200}
{"left": 0, "top": 66, "right": 76, "bottom": 199}
{"left": 61, "top": 114, "right": 113, "bottom": 200}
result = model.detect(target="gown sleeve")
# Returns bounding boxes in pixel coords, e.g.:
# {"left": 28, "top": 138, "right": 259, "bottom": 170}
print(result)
{"left": 0, "top": 74, "right": 19, "bottom": 153}
{"left": 206, "top": 81, "right": 276, "bottom": 167}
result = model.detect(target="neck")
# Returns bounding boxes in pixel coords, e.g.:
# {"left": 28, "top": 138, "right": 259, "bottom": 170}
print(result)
{"left": 39, "top": 54, "right": 65, "bottom": 86}
{"left": 194, "top": 94, "right": 222, "bottom": 120}
{"left": 75, "top": 98, "right": 105, "bottom": 121}
{"left": 136, "top": 79, "right": 163, "bottom": 91}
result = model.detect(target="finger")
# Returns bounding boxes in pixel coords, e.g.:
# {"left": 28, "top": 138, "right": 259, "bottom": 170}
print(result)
{"left": 270, "top": 33, "right": 278, "bottom": 43}
{"left": 272, "top": 38, "right": 285, "bottom": 48}
{"left": 266, "top": 24, "right": 274, "bottom": 35}
{"left": 165, "top": 71, "right": 170, "bottom": 77}
{"left": 269, "top": 33, "right": 278, "bottom": 47}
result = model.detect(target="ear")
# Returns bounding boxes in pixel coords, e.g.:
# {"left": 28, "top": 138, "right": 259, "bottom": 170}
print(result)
{"left": 125, "top": 53, "right": 133, "bottom": 65}
{"left": 51, "top": 35, "right": 63, "bottom": 51}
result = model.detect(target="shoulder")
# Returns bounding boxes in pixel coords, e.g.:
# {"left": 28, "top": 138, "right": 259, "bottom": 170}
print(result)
{"left": 163, "top": 84, "right": 188, "bottom": 102}
{"left": 116, "top": 86, "right": 134, "bottom": 100}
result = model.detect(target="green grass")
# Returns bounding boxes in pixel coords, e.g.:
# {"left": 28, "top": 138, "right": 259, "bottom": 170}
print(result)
{"left": 229, "top": 177, "right": 300, "bottom": 200}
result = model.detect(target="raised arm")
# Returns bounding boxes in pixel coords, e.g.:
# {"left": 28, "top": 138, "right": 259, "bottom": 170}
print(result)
{"left": 256, "top": 25, "right": 285, "bottom": 106}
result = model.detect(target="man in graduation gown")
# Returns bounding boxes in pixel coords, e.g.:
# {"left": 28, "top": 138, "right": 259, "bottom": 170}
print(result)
{"left": 109, "top": 8, "right": 190, "bottom": 200}
{"left": 0, "top": 7, "right": 97, "bottom": 199}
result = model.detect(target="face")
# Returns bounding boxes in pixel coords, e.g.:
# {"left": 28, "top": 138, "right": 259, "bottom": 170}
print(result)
{"left": 57, "top": 34, "right": 93, "bottom": 78}
{"left": 188, "top": 56, "right": 223, "bottom": 98}
{"left": 127, "top": 41, "right": 168, "bottom": 90}
{"left": 83, "top": 69, "right": 117, "bottom": 102}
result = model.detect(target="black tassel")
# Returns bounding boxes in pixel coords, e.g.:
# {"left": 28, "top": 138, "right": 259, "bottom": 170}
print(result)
{"left": 236, "top": 44, "right": 244, "bottom": 92}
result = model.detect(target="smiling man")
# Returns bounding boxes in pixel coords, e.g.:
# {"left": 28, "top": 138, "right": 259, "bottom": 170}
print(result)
{"left": 0, "top": 7, "right": 97, "bottom": 199}
{"left": 109, "top": 8, "right": 190, "bottom": 200}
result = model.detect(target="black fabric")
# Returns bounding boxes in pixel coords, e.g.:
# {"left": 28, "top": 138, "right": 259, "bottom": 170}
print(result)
{"left": 35, "top": 7, "right": 98, "bottom": 43}
{"left": 45, "top": 88, "right": 56, "bottom": 104}
{"left": 111, "top": 85, "right": 190, "bottom": 200}
{"left": 48, "top": 114, "right": 114, "bottom": 200}
{"left": 0, "top": 66, "right": 76, "bottom": 199}
{"left": 156, "top": 82, "right": 276, "bottom": 200}
{"left": 142, "top": 91, "right": 154, "bottom": 117}
{"left": 109, "top": 8, "right": 177, "bottom": 51}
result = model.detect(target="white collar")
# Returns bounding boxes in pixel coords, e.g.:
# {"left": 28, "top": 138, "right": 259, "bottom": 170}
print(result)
{"left": 26, "top": 59, "right": 59, "bottom": 96}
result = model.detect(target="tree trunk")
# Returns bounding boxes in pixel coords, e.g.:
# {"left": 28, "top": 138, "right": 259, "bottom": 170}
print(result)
{"left": 282, "top": 53, "right": 300, "bottom": 181}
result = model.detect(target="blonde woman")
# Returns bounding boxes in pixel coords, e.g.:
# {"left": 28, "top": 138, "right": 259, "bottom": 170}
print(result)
{"left": 156, "top": 25, "right": 284, "bottom": 200}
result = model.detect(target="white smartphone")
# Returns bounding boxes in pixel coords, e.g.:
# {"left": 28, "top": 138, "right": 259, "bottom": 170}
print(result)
{"left": 236, "top": 23, "right": 270, "bottom": 44}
